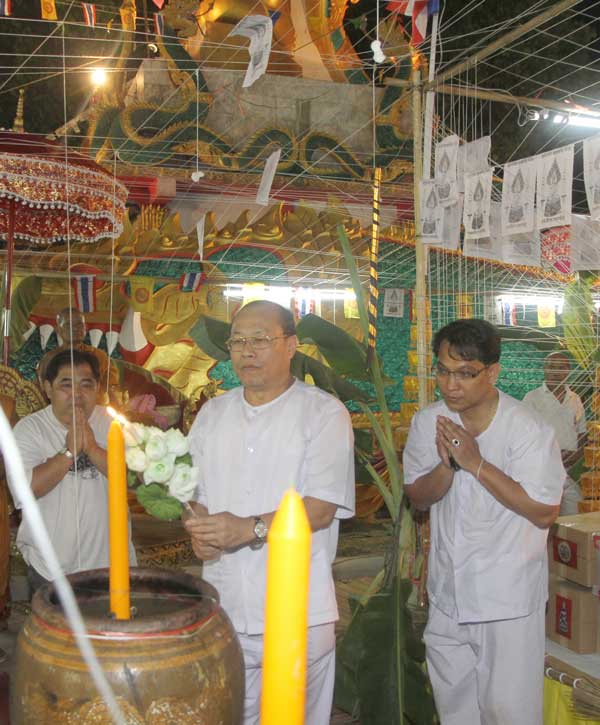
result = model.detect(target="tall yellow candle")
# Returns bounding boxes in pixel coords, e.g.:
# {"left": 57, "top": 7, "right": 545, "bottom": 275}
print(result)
{"left": 107, "top": 419, "right": 130, "bottom": 620}
{"left": 260, "top": 489, "right": 311, "bottom": 725}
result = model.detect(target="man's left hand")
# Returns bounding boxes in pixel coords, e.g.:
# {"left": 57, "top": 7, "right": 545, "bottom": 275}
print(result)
{"left": 436, "top": 416, "right": 481, "bottom": 475}
{"left": 184, "top": 511, "right": 253, "bottom": 551}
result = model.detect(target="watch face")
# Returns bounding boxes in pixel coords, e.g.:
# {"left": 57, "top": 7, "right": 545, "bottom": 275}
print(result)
{"left": 254, "top": 519, "right": 268, "bottom": 540}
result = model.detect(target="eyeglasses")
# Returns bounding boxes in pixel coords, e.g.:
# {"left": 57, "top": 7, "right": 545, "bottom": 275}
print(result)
{"left": 225, "top": 335, "right": 290, "bottom": 352}
{"left": 433, "top": 364, "right": 489, "bottom": 381}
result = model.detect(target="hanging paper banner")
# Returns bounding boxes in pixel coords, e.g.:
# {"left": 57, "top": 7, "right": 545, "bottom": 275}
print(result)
{"left": 383, "top": 288, "right": 404, "bottom": 318}
{"left": 536, "top": 145, "right": 574, "bottom": 230}
{"left": 501, "top": 229, "right": 541, "bottom": 268}
{"left": 439, "top": 197, "right": 463, "bottom": 251}
{"left": 434, "top": 134, "right": 459, "bottom": 208}
{"left": 583, "top": 135, "right": 600, "bottom": 221}
{"left": 457, "top": 136, "right": 491, "bottom": 193}
{"left": 463, "top": 201, "right": 502, "bottom": 260}
{"left": 196, "top": 214, "right": 206, "bottom": 260}
{"left": 256, "top": 148, "right": 281, "bottom": 206}
{"left": 570, "top": 214, "right": 600, "bottom": 271}
{"left": 128, "top": 277, "right": 155, "bottom": 312}
{"left": 420, "top": 179, "right": 443, "bottom": 244}
{"left": 537, "top": 303, "right": 556, "bottom": 328}
{"left": 463, "top": 168, "right": 492, "bottom": 241}
{"left": 229, "top": 15, "right": 273, "bottom": 88}
{"left": 501, "top": 157, "right": 536, "bottom": 236}
{"left": 41, "top": 0, "right": 57, "bottom": 20}
{"left": 483, "top": 293, "right": 503, "bottom": 326}
{"left": 456, "top": 293, "right": 473, "bottom": 319}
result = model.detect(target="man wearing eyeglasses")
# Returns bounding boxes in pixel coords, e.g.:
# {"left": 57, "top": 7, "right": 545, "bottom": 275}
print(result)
{"left": 184, "top": 300, "right": 355, "bottom": 725}
{"left": 403, "top": 318, "right": 565, "bottom": 725}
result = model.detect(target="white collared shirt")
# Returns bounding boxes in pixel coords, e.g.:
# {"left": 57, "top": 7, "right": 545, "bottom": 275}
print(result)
{"left": 403, "top": 391, "right": 565, "bottom": 624}
{"left": 9, "top": 405, "right": 137, "bottom": 580}
{"left": 189, "top": 380, "right": 355, "bottom": 635}
{"left": 523, "top": 383, "right": 586, "bottom": 451}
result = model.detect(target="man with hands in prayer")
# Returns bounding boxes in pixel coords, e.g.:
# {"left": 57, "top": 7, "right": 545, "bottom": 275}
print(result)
{"left": 403, "top": 318, "right": 565, "bottom": 725}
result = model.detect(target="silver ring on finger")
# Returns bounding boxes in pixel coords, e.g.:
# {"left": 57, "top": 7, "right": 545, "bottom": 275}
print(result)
{"left": 451, "top": 438, "right": 461, "bottom": 447}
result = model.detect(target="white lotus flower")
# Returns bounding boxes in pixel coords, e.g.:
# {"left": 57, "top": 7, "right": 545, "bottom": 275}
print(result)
{"left": 145, "top": 433, "right": 168, "bottom": 461}
{"left": 164, "top": 428, "right": 189, "bottom": 457}
{"left": 125, "top": 446, "right": 147, "bottom": 472}
{"left": 167, "top": 464, "right": 198, "bottom": 502}
{"left": 143, "top": 455, "right": 176, "bottom": 484}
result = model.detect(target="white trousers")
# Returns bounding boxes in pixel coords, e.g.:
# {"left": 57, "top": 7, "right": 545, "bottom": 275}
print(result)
{"left": 238, "top": 622, "right": 336, "bottom": 725}
{"left": 424, "top": 603, "right": 545, "bottom": 725}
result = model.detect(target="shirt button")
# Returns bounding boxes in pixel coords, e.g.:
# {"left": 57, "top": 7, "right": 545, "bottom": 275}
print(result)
{"left": 248, "top": 446, "right": 254, "bottom": 453}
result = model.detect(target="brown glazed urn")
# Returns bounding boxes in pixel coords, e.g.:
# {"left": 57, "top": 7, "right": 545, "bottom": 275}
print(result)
{"left": 11, "top": 567, "right": 244, "bottom": 723}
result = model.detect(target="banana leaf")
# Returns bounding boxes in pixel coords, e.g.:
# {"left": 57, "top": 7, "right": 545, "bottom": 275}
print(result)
{"left": 9, "top": 276, "right": 42, "bottom": 353}
{"left": 188, "top": 315, "right": 231, "bottom": 362}
{"left": 563, "top": 279, "right": 596, "bottom": 370}
{"left": 112, "top": 358, "right": 186, "bottom": 405}
{"left": 496, "top": 325, "right": 562, "bottom": 351}
{"left": 297, "top": 314, "right": 370, "bottom": 380}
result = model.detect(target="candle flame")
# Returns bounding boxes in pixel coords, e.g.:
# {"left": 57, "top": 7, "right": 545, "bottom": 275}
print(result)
{"left": 106, "top": 407, "right": 128, "bottom": 426}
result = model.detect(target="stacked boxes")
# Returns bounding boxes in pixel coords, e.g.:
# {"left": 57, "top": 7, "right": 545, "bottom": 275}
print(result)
{"left": 581, "top": 422, "right": 600, "bottom": 512}
{"left": 547, "top": 513, "right": 600, "bottom": 653}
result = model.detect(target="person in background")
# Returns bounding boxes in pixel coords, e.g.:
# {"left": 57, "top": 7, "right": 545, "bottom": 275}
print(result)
{"left": 523, "top": 351, "right": 586, "bottom": 515}
{"left": 184, "top": 300, "right": 355, "bottom": 725}
{"left": 403, "top": 318, "right": 564, "bottom": 725}
{"left": 38, "top": 307, "right": 119, "bottom": 405}
{"left": 8, "top": 349, "right": 136, "bottom": 593}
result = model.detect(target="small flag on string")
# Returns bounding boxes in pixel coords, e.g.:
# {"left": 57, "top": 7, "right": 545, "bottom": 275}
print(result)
{"left": 71, "top": 275, "right": 99, "bottom": 314}
{"left": 256, "top": 148, "right": 281, "bottom": 206}
{"left": 152, "top": 0, "right": 164, "bottom": 8}
{"left": 81, "top": 2, "right": 96, "bottom": 26}
{"left": 154, "top": 13, "right": 164, "bottom": 36}
{"left": 179, "top": 271, "right": 206, "bottom": 293}
{"left": 385, "top": 0, "right": 438, "bottom": 46}
{"left": 128, "top": 277, "right": 155, "bottom": 312}
{"left": 41, "top": 0, "right": 57, "bottom": 19}
{"left": 196, "top": 213, "right": 206, "bottom": 260}
{"left": 537, "top": 303, "right": 556, "bottom": 328}
{"left": 0, "top": 0, "right": 12, "bottom": 15}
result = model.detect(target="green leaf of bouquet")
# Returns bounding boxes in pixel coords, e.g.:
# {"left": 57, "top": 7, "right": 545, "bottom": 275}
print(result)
{"left": 175, "top": 453, "right": 193, "bottom": 466}
{"left": 127, "top": 469, "right": 139, "bottom": 488}
{"left": 136, "top": 483, "right": 183, "bottom": 521}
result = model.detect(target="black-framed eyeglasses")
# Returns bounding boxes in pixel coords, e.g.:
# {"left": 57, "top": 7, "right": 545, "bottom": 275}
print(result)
{"left": 225, "top": 335, "right": 291, "bottom": 352}
{"left": 433, "top": 363, "right": 489, "bottom": 382}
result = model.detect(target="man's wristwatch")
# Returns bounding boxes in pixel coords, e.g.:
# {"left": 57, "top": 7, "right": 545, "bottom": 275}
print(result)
{"left": 250, "top": 516, "right": 268, "bottom": 549}
{"left": 58, "top": 445, "right": 74, "bottom": 460}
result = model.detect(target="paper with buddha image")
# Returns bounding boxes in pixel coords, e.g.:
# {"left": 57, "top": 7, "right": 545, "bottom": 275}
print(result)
{"left": 463, "top": 201, "right": 502, "bottom": 260}
{"left": 438, "top": 196, "right": 463, "bottom": 250}
{"left": 457, "top": 136, "right": 491, "bottom": 194}
{"left": 501, "top": 228, "right": 541, "bottom": 267}
{"left": 536, "top": 145, "right": 574, "bottom": 230}
{"left": 420, "top": 179, "right": 443, "bottom": 243}
{"left": 583, "top": 136, "right": 600, "bottom": 221}
{"left": 229, "top": 15, "right": 273, "bottom": 88}
{"left": 501, "top": 157, "right": 536, "bottom": 235}
{"left": 463, "top": 168, "right": 493, "bottom": 241}
{"left": 434, "top": 135, "right": 459, "bottom": 207}
{"left": 570, "top": 214, "right": 600, "bottom": 271}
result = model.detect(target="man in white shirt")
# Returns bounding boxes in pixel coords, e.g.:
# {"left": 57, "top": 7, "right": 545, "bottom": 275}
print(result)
{"left": 523, "top": 351, "right": 586, "bottom": 514}
{"left": 9, "top": 349, "right": 136, "bottom": 592}
{"left": 403, "top": 319, "right": 565, "bottom": 725}
{"left": 184, "top": 300, "right": 355, "bottom": 725}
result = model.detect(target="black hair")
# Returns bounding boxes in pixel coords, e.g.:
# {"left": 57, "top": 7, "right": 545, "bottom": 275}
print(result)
{"left": 236, "top": 300, "right": 296, "bottom": 336}
{"left": 433, "top": 319, "right": 501, "bottom": 365}
{"left": 44, "top": 349, "right": 100, "bottom": 384}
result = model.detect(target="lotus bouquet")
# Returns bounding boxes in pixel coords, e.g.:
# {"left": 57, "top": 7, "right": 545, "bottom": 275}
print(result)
{"left": 124, "top": 423, "right": 198, "bottom": 521}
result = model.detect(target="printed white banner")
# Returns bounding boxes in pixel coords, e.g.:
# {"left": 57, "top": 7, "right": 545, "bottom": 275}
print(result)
{"left": 196, "top": 214, "right": 206, "bottom": 260}
{"left": 229, "top": 15, "right": 273, "bottom": 88}
{"left": 463, "top": 168, "right": 493, "bottom": 241}
{"left": 583, "top": 135, "right": 600, "bottom": 221}
{"left": 536, "top": 145, "right": 574, "bottom": 230}
{"left": 463, "top": 201, "right": 502, "bottom": 260}
{"left": 439, "top": 197, "right": 463, "bottom": 251}
{"left": 434, "top": 134, "right": 459, "bottom": 207}
{"left": 570, "top": 214, "right": 600, "bottom": 271}
{"left": 501, "top": 229, "right": 541, "bottom": 267}
{"left": 383, "top": 289, "right": 405, "bottom": 318}
{"left": 501, "top": 157, "right": 536, "bottom": 235}
{"left": 256, "top": 148, "right": 281, "bottom": 206}
{"left": 457, "top": 136, "right": 491, "bottom": 193}
{"left": 420, "top": 179, "right": 443, "bottom": 243}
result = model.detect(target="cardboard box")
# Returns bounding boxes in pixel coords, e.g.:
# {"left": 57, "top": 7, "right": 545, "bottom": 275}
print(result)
{"left": 579, "top": 500, "right": 600, "bottom": 514}
{"left": 548, "top": 513, "right": 600, "bottom": 587}
{"left": 580, "top": 472, "right": 600, "bottom": 498}
{"left": 546, "top": 577, "right": 600, "bottom": 654}
{"left": 584, "top": 447, "right": 600, "bottom": 470}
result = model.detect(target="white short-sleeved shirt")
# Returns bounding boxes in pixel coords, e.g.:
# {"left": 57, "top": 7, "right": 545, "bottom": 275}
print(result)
{"left": 188, "top": 380, "right": 355, "bottom": 635}
{"left": 8, "top": 405, "right": 137, "bottom": 581}
{"left": 523, "top": 384, "right": 586, "bottom": 451}
{"left": 403, "top": 391, "right": 565, "bottom": 624}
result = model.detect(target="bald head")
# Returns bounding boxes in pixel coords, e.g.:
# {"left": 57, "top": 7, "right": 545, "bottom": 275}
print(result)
{"left": 56, "top": 307, "right": 86, "bottom": 345}
{"left": 544, "top": 351, "right": 571, "bottom": 392}
{"left": 234, "top": 300, "right": 296, "bottom": 337}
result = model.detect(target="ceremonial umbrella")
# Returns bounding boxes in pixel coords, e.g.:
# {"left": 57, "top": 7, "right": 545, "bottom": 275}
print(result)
{"left": 0, "top": 132, "right": 128, "bottom": 363}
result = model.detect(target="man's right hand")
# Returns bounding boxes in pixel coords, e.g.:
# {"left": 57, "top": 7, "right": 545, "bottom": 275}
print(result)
{"left": 65, "top": 407, "right": 87, "bottom": 456}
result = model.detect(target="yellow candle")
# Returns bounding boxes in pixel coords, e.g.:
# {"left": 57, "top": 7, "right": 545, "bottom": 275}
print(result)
{"left": 107, "top": 419, "right": 130, "bottom": 620}
{"left": 260, "top": 489, "right": 311, "bottom": 725}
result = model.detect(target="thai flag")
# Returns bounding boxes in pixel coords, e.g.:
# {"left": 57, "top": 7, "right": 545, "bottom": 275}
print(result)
{"left": 154, "top": 12, "right": 164, "bottom": 36}
{"left": 152, "top": 0, "right": 164, "bottom": 8}
{"left": 72, "top": 275, "right": 98, "bottom": 313}
{"left": 81, "top": 2, "right": 96, "bottom": 26}
{"left": 179, "top": 271, "right": 206, "bottom": 292}
{"left": 386, "top": 0, "right": 438, "bottom": 46}
{"left": 0, "top": 0, "right": 11, "bottom": 16}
